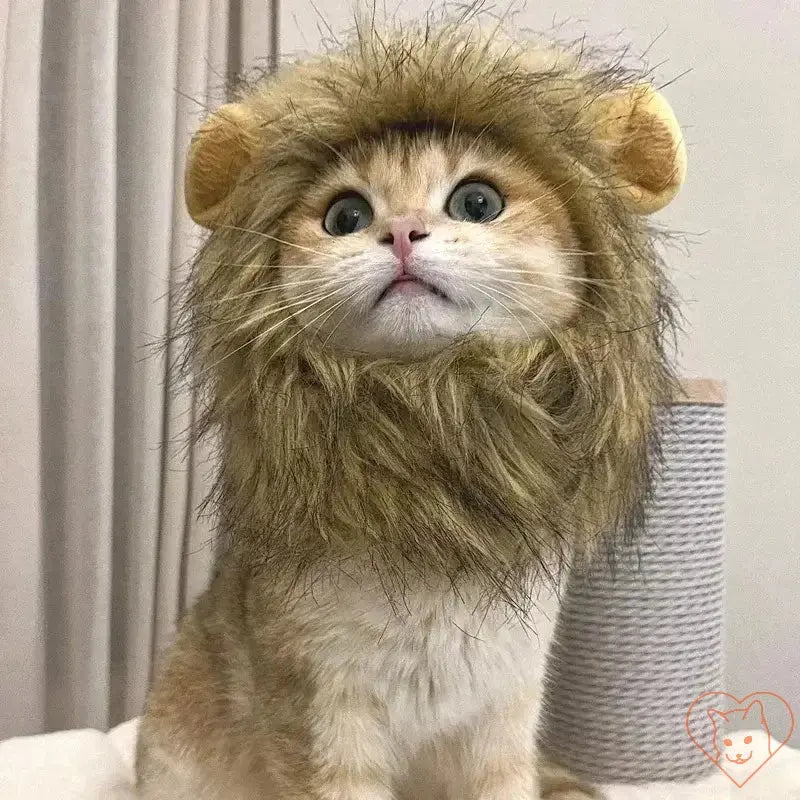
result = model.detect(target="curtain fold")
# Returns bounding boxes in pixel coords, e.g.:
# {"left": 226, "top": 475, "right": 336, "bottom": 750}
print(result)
{"left": 111, "top": 0, "right": 183, "bottom": 726}
{"left": 38, "top": 0, "right": 121, "bottom": 733}
{"left": 0, "top": 0, "right": 47, "bottom": 741}
{"left": 0, "top": 0, "right": 276, "bottom": 738}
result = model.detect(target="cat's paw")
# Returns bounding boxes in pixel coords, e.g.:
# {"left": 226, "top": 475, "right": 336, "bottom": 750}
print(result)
{"left": 538, "top": 760, "right": 605, "bottom": 800}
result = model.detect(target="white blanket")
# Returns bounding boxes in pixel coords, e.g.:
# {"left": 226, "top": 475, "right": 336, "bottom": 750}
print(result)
{"left": 1, "top": 721, "right": 798, "bottom": 799}
{"left": 0, "top": 719, "right": 139, "bottom": 799}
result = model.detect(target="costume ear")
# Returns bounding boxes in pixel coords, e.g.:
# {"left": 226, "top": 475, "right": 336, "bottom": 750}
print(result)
{"left": 594, "top": 85, "right": 687, "bottom": 215}
{"left": 184, "top": 103, "right": 261, "bottom": 229}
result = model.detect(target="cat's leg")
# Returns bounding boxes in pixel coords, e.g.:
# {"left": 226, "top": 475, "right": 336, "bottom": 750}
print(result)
{"left": 452, "top": 585, "right": 565, "bottom": 800}
{"left": 454, "top": 715, "right": 606, "bottom": 800}
{"left": 307, "top": 686, "right": 396, "bottom": 800}
{"left": 457, "top": 698, "right": 541, "bottom": 800}
{"left": 136, "top": 742, "right": 250, "bottom": 800}
{"left": 395, "top": 736, "right": 467, "bottom": 800}
{"left": 537, "top": 760, "right": 606, "bottom": 799}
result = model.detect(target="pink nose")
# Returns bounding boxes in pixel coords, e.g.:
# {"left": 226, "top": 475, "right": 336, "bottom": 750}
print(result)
{"left": 380, "top": 217, "right": 428, "bottom": 264}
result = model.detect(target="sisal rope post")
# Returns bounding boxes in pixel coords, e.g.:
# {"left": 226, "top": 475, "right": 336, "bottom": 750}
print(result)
{"left": 539, "top": 379, "right": 727, "bottom": 783}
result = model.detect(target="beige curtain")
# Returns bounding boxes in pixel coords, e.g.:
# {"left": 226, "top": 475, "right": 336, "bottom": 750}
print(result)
{"left": 0, "top": 0, "right": 277, "bottom": 739}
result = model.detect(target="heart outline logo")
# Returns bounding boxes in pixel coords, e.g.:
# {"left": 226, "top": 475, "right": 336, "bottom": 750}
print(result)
{"left": 685, "top": 691, "right": 795, "bottom": 787}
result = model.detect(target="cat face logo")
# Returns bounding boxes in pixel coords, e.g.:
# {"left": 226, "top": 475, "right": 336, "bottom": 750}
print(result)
{"left": 717, "top": 731, "right": 753, "bottom": 765}
{"left": 686, "top": 692, "right": 795, "bottom": 788}
{"left": 709, "top": 703, "right": 766, "bottom": 768}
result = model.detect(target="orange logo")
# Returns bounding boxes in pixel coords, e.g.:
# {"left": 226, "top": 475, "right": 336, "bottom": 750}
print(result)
{"left": 686, "top": 692, "right": 795, "bottom": 787}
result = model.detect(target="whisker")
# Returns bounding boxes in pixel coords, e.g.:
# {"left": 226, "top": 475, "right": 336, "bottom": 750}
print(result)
{"left": 486, "top": 277, "right": 604, "bottom": 313}
{"left": 229, "top": 288, "right": 341, "bottom": 335}
{"left": 320, "top": 291, "right": 360, "bottom": 349}
{"left": 255, "top": 289, "right": 344, "bottom": 340}
{"left": 479, "top": 267, "right": 630, "bottom": 288}
{"left": 308, "top": 288, "right": 361, "bottom": 350}
{"left": 466, "top": 117, "right": 500, "bottom": 151}
{"left": 195, "top": 288, "right": 344, "bottom": 378}
{"left": 194, "top": 287, "right": 277, "bottom": 309}
{"left": 536, "top": 179, "right": 587, "bottom": 225}
{"left": 194, "top": 274, "right": 351, "bottom": 309}
{"left": 212, "top": 262, "right": 330, "bottom": 270}
{"left": 195, "top": 287, "right": 335, "bottom": 335}
{"left": 465, "top": 270, "right": 597, "bottom": 286}
{"left": 194, "top": 284, "right": 288, "bottom": 309}
{"left": 472, "top": 279, "right": 569, "bottom": 358}
{"left": 524, "top": 272, "right": 622, "bottom": 285}
{"left": 469, "top": 282, "right": 533, "bottom": 347}
{"left": 267, "top": 288, "right": 357, "bottom": 363}
{"left": 528, "top": 175, "right": 577, "bottom": 206}
{"left": 460, "top": 266, "right": 634, "bottom": 303}
{"left": 476, "top": 262, "right": 620, "bottom": 283}
{"left": 218, "top": 225, "right": 331, "bottom": 258}
{"left": 471, "top": 272, "right": 632, "bottom": 310}
{"left": 549, "top": 249, "right": 616, "bottom": 257}
{"left": 278, "top": 277, "right": 338, "bottom": 289}
{"left": 531, "top": 173, "right": 583, "bottom": 219}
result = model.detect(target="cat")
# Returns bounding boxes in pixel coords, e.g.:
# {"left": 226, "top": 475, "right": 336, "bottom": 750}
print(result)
{"left": 135, "top": 13, "right": 685, "bottom": 800}
{"left": 709, "top": 701, "right": 774, "bottom": 785}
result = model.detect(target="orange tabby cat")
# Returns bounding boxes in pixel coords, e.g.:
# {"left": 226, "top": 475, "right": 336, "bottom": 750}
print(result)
{"left": 135, "top": 15, "right": 686, "bottom": 800}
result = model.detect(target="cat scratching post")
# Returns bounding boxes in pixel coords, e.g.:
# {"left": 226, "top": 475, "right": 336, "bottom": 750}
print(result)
{"left": 539, "top": 379, "right": 726, "bottom": 784}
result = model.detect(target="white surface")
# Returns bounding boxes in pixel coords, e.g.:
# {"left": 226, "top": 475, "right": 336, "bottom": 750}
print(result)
{"left": 0, "top": 719, "right": 139, "bottom": 799}
{"left": 600, "top": 736, "right": 800, "bottom": 799}
{"left": 1, "top": 721, "right": 799, "bottom": 799}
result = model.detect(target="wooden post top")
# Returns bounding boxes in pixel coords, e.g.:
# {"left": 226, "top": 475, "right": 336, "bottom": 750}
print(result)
{"left": 674, "top": 378, "right": 726, "bottom": 406}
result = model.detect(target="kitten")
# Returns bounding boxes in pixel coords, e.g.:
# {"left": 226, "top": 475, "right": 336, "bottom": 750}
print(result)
{"left": 139, "top": 127, "right": 593, "bottom": 800}
{"left": 709, "top": 701, "right": 774, "bottom": 785}
{"left": 136, "top": 18, "right": 685, "bottom": 800}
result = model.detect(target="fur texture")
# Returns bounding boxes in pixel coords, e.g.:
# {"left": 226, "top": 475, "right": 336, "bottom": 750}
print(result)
{"left": 137, "top": 10, "right": 682, "bottom": 800}
{"left": 179, "top": 17, "right": 679, "bottom": 604}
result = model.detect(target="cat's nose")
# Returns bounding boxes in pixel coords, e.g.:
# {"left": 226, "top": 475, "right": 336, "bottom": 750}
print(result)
{"left": 379, "top": 216, "right": 429, "bottom": 264}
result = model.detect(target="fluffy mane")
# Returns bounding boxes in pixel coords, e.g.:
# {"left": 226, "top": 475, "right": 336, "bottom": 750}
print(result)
{"left": 177, "top": 12, "right": 681, "bottom": 608}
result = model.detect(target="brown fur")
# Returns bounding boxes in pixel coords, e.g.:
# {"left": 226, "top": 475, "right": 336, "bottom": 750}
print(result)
{"left": 178, "top": 16, "right": 680, "bottom": 597}
{"left": 137, "top": 10, "right": 681, "bottom": 800}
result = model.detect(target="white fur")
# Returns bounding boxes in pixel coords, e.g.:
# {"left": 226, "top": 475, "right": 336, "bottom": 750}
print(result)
{"left": 285, "top": 570, "right": 562, "bottom": 800}
{"left": 290, "top": 233, "right": 579, "bottom": 358}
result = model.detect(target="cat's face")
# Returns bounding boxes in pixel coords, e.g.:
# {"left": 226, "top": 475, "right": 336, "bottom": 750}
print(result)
{"left": 716, "top": 730, "right": 756, "bottom": 765}
{"left": 278, "top": 131, "right": 585, "bottom": 357}
{"left": 709, "top": 703, "right": 771, "bottom": 766}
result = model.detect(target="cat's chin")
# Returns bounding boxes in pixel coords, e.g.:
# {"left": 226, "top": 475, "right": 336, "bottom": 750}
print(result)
{"left": 310, "top": 300, "right": 531, "bottom": 360}
{"left": 322, "top": 327, "right": 539, "bottom": 360}
{"left": 326, "top": 329, "right": 459, "bottom": 360}
{"left": 311, "top": 304, "right": 472, "bottom": 359}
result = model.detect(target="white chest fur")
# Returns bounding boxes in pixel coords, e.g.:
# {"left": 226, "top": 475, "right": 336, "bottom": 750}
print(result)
{"left": 292, "top": 573, "right": 561, "bottom": 756}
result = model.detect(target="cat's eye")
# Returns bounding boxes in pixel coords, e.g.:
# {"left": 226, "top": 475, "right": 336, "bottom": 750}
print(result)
{"left": 323, "top": 193, "right": 373, "bottom": 236}
{"left": 724, "top": 738, "right": 733, "bottom": 746}
{"left": 446, "top": 181, "right": 504, "bottom": 223}
{"left": 744, "top": 736, "right": 752, "bottom": 744}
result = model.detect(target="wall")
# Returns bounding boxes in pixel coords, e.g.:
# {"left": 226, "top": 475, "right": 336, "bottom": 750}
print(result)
{"left": 280, "top": 0, "right": 800, "bottom": 739}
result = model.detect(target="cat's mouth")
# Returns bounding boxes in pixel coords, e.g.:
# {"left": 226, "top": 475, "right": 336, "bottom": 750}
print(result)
{"left": 725, "top": 752, "right": 752, "bottom": 764}
{"left": 376, "top": 275, "right": 449, "bottom": 303}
